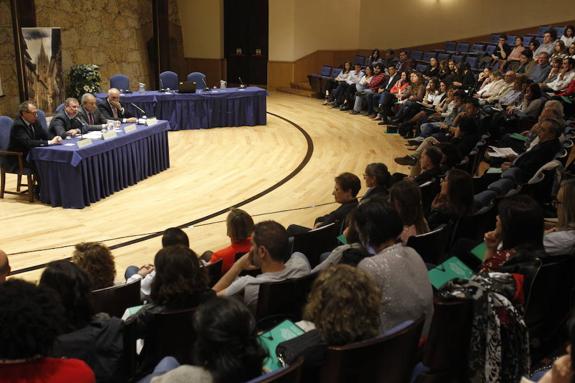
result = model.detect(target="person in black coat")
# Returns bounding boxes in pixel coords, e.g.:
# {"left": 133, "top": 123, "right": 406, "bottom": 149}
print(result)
{"left": 48, "top": 98, "right": 87, "bottom": 139}
{"left": 78, "top": 93, "right": 108, "bottom": 130}
{"left": 362, "top": 163, "right": 391, "bottom": 201}
{"left": 97, "top": 88, "right": 137, "bottom": 122}
{"left": 7, "top": 101, "right": 61, "bottom": 172}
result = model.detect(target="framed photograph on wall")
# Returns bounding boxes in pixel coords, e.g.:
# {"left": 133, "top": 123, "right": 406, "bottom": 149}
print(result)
{"left": 22, "top": 27, "right": 64, "bottom": 114}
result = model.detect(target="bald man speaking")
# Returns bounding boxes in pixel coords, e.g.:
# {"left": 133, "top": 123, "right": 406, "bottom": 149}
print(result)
{"left": 97, "top": 88, "right": 137, "bottom": 123}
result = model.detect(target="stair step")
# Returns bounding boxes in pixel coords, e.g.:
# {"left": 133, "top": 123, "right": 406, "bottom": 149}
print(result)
{"left": 291, "top": 82, "right": 312, "bottom": 91}
{"left": 276, "top": 87, "right": 316, "bottom": 98}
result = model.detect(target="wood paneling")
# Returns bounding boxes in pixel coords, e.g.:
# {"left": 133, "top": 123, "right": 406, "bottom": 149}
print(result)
{"left": 183, "top": 58, "right": 225, "bottom": 88}
{"left": 268, "top": 61, "right": 293, "bottom": 89}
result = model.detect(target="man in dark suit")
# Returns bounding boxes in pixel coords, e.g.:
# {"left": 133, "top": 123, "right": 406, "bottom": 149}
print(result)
{"left": 78, "top": 93, "right": 108, "bottom": 130}
{"left": 373, "top": 65, "right": 400, "bottom": 121}
{"left": 48, "top": 97, "right": 86, "bottom": 139}
{"left": 97, "top": 88, "right": 137, "bottom": 122}
{"left": 7, "top": 101, "right": 62, "bottom": 195}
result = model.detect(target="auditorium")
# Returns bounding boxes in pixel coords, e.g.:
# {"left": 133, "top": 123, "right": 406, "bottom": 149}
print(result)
{"left": 0, "top": 0, "right": 575, "bottom": 381}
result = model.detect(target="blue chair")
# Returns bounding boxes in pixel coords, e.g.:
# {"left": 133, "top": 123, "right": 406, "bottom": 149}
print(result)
{"left": 489, "top": 34, "right": 500, "bottom": 44}
{"left": 109, "top": 74, "right": 130, "bottom": 91}
{"left": 465, "top": 56, "right": 479, "bottom": 69}
{"left": 186, "top": 72, "right": 207, "bottom": 88}
{"left": 331, "top": 67, "right": 342, "bottom": 78}
{"left": 536, "top": 36, "right": 545, "bottom": 45}
{"left": 451, "top": 54, "right": 464, "bottom": 64}
{"left": 456, "top": 42, "right": 470, "bottom": 53}
{"left": 416, "top": 63, "right": 428, "bottom": 73}
{"left": 55, "top": 103, "right": 65, "bottom": 113}
{"left": 159, "top": 71, "right": 179, "bottom": 90}
{"left": 422, "top": 51, "right": 437, "bottom": 62}
{"left": 437, "top": 53, "right": 450, "bottom": 62}
{"left": 470, "top": 43, "right": 485, "bottom": 54}
{"left": 410, "top": 50, "right": 423, "bottom": 61}
{"left": 445, "top": 41, "right": 457, "bottom": 52}
{"left": 522, "top": 35, "right": 533, "bottom": 47}
{"left": 247, "top": 357, "right": 303, "bottom": 383}
{"left": 36, "top": 109, "right": 48, "bottom": 135}
{"left": 555, "top": 26, "right": 565, "bottom": 37}
{"left": 0, "top": 116, "right": 34, "bottom": 202}
{"left": 353, "top": 55, "right": 366, "bottom": 66}
{"left": 485, "top": 45, "right": 497, "bottom": 56}
{"left": 506, "top": 35, "right": 516, "bottom": 46}
{"left": 537, "top": 26, "right": 550, "bottom": 36}
{"left": 319, "top": 65, "right": 332, "bottom": 77}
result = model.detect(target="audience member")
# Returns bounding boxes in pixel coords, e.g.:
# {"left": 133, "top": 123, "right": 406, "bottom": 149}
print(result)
{"left": 551, "top": 40, "right": 568, "bottom": 61}
{"left": 396, "top": 50, "right": 414, "bottom": 73}
{"left": 352, "top": 64, "right": 385, "bottom": 115}
{"left": 534, "top": 30, "right": 557, "bottom": 57}
{"left": 337, "top": 64, "right": 365, "bottom": 111}
{"left": 7, "top": 101, "right": 61, "bottom": 182}
{"left": 276, "top": 265, "right": 381, "bottom": 375}
{"left": 491, "top": 35, "right": 512, "bottom": 71}
{"left": 544, "top": 178, "right": 575, "bottom": 256}
{"left": 213, "top": 221, "right": 310, "bottom": 310}
{"left": 72, "top": 242, "right": 116, "bottom": 290}
{"left": 517, "top": 50, "right": 535, "bottom": 75}
{"left": 49, "top": 97, "right": 86, "bottom": 139}
{"left": 481, "top": 195, "right": 544, "bottom": 272}
{"left": 0, "top": 279, "right": 95, "bottom": 382}
{"left": 126, "top": 227, "right": 189, "bottom": 298}
{"left": 98, "top": 88, "right": 137, "bottom": 122}
{"left": 355, "top": 198, "right": 433, "bottom": 334}
{"left": 528, "top": 52, "right": 552, "bottom": 83}
{"left": 39, "top": 260, "right": 123, "bottom": 383}
{"left": 207, "top": 209, "right": 254, "bottom": 273}
{"left": 0, "top": 249, "right": 10, "bottom": 283}
{"left": 427, "top": 169, "right": 474, "bottom": 230}
{"left": 362, "top": 162, "right": 391, "bottom": 201}
{"left": 324, "top": 61, "right": 351, "bottom": 104}
{"left": 78, "top": 93, "right": 108, "bottom": 130}
{"left": 507, "top": 36, "right": 527, "bottom": 69}
{"left": 367, "top": 49, "right": 382, "bottom": 67}
{"left": 389, "top": 181, "right": 430, "bottom": 244}
{"left": 561, "top": 25, "right": 575, "bottom": 47}
{"left": 126, "top": 246, "right": 215, "bottom": 373}
{"left": 147, "top": 297, "right": 266, "bottom": 383}
{"left": 541, "top": 57, "right": 575, "bottom": 93}
{"left": 413, "top": 146, "right": 444, "bottom": 185}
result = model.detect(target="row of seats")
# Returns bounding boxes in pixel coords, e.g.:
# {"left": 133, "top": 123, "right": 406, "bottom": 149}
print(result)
{"left": 109, "top": 71, "right": 207, "bottom": 91}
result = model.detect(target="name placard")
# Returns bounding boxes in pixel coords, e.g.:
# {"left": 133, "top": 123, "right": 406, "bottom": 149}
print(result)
{"left": 124, "top": 124, "right": 138, "bottom": 134}
{"left": 77, "top": 139, "right": 93, "bottom": 148}
{"left": 145, "top": 117, "right": 158, "bottom": 126}
{"left": 102, "top": 130, "right": 118, "bottom": 140}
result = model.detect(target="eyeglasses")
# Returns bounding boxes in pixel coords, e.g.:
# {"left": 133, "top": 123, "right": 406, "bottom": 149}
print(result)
{"left": 24, "top": 110, "right": 38, "bottom": 115}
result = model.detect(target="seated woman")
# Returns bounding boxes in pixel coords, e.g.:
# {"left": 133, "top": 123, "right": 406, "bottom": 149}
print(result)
{"left": 126, "top": 246, "right": 215, "bottom": 375}
{"left": 544, "top": 178, "right": 575, "bottom": 256}
{"left": 389, "top": 180, "right": 430, "bottom": 244}
{"left": 0, "top": 279, "right": 95, "bottom": 383}
{"left": 400, "top": 79, "right": 447, "bottom": 133}
{"left": 551, "top": 40, "right": 568, "bottom": 61}
{"left": 437, "top": 59, "right": 451, "bottom": 81}
{"left": 325, "top": 61, "right": 351, "bottom": 104}
{"left": 377, "top": 71, "right": 411, "bottom": 124}
{"left": 355, "top": 198, "right": 434, "bottom": 334}
{"left": 147, "top": 297, "right": 266, "bottom": 383}
{"left": 506, "top": 36, "right": 526, "bottom": 70}
{"left": 206, "top": 208, "right": 254, "bottom": 273}
{"left": 276, "top": 264, "right": 381, "bottom": 380}
{"left": 72, "top": 242, "right": 116, "bottom": 290}
{"left": 423, "top": 57, "right": 440, "bottom": 79}
{"left": 312, "top": 209, "right": 368, "bottom": 271}
{"left": 362, "top": 162, "right": 391, "bottom": 201}
{"left": 427, "top": 169, "right": 474, "bottom": 230}
{"left": 391, "top": 71, "right": 426, "bottom": 125}
{"left": 451, "top": 62, "right": 476, "bottom": 91}
{"left": 481, "top": 195, "right": 545, "bottom": 273}
{"left": 39, "top": 261, "right": 124, "bottom": 383}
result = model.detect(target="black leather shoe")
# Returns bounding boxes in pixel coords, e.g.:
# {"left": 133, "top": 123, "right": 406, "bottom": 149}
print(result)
{"left": 394, "top": 155, "right": 417, "bottom": 166}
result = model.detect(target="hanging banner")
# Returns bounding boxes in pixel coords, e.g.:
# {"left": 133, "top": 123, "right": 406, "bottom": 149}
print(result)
{"left": 22, "top": 27, "right": 64, "bottom": 115}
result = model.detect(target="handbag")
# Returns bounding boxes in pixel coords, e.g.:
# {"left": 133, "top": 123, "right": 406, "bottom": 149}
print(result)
{"left": 276, "top": 329, "right": 324, "bottom": 366}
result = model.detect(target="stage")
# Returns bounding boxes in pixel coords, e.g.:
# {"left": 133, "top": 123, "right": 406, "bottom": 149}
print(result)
{"left": 0, "top": 91, "right": 409, "bottom": 282}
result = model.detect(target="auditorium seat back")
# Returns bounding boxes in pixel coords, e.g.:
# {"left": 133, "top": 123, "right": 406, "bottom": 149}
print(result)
{"left": 90, "top": 279, "right": 141, "bottom": 318}
{"left": 292, "top": 222, "right": 339, "bottom": 268}
{"left": 247, "top": 357, "right": 304, "bottom": 383}
{"left": 186, "top": 72, "right": 207, "bottom": 88}
{"left": 319, "top": 65, "right": 332, "bottom": 77}
{"left": 406, "top": 224, "right": 450, "bottom": 265}
{"left": 0, "top": 116, "right": 13, "bottom": 151}
{"left": 317, "top": 317, "right": 424, "bottom": 383}
{"left": 159, "top": 71, "right": 179, "bottom": 90}
{"left": 36, "top": 109, "right": 49, "bottom": 135}
{"left": 110, "top": 74, "right": 130, "bottom": 91}
{"left": 204, "top": 258, "right": 223, "bottom": 287}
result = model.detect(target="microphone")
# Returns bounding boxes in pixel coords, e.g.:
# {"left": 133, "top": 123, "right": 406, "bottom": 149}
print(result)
{"left": 159, "top": 78, "right": 164, "bottom": 91}
{"left": 201, "top": 76, "right": 210, "bottom": 91}
{"left": 238, "top": 77, "right": 246, "bottom": 88}
{"left": 130, "top": 103, "right": 147, "bottom": 118}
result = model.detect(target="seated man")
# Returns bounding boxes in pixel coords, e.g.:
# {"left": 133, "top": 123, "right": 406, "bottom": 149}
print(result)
{"left": 97, "top": 88, "right": 137, "bottom": 122}
{"left": 0, "top": 249, "right": 10, "bottom": 283}
{"left": 7, "top": 101, "right": 61, "bottom": 192}
{"left": 500, "top": 118, "right": 562, "bottom": 183}
{"left": 541, "top": 57, "right": 575, "bottom": 93}
{"left": 212, "top": 220, "right": 311, "bottom": 311}
{"left": 526, "top": 52, "right": 551, "bottom": 84}
{"left": 48, "top": 97, "right": 86, "bottom": 139}
{"left": 78, "top": 93, "right": 108, "bottom": 130}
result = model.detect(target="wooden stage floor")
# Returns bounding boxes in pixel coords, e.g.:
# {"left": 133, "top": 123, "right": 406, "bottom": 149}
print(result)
{"left": 1, "top": 91, "right": 410, "bottom": 282}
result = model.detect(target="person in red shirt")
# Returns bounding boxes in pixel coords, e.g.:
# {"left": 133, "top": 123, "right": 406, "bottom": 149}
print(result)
{"left": 0, "top": 279, "right": 95, "bottom": 383}
{"left": 208, "top": 209, "right": 254, "bottom": 273}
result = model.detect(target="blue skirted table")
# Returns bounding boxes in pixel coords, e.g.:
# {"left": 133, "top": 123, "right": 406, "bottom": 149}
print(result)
{"left": 29, "top": 121, "right": 170, "bottom": 209}
{"left": 96, "top": 87, "right": 267, "bottom": 131}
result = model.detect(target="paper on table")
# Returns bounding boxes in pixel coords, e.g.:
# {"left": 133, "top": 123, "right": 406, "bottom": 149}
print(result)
{"left": 487, "top": 146, "right": 518, "bottom": 158}
{"left": 83, "top": 131, "right": 103, "bottom": 140}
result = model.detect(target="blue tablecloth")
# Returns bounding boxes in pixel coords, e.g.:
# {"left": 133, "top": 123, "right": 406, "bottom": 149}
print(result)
{"left": 96, "top": 87, "right": 267, "bottom": 131}
{"left": 29, "top": 121, "right": 170, "bottom": 209}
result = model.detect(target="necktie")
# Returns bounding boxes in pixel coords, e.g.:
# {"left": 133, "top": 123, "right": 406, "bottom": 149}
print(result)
{"left": 112, "top": 106, "right": 118, "bottom": 119}
{"left": 89, "top": 112, "right": 94, "bottom": 125}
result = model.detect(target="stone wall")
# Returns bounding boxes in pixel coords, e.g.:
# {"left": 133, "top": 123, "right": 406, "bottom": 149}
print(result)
{"left": 0, "top": 0, "right": 20, "bottom": 117}
{"left": 35, "top": 0, "right": 154, "bottom": 93}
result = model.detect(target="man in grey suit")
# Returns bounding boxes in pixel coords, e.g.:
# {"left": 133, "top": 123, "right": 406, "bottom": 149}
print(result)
{"left": 97, "top": 88, "right": 137, "bottom": 123}
{"left": 78, "top": 93, "right": 108, "bottom": 130}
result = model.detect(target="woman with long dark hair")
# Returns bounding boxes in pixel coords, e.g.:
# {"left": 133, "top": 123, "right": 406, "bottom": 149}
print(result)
{"left": 427, "top": 169, "right": 474, "bottom": 229}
